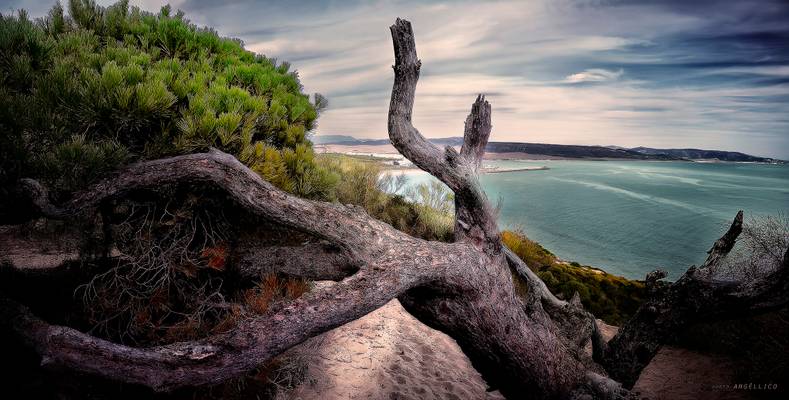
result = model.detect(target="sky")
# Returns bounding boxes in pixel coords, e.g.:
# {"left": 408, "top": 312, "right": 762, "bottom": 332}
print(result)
{"left": 4, "top": 0, "right": 789, "bottom": 159}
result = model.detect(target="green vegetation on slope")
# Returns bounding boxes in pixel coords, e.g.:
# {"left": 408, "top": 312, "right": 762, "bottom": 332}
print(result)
{"left": 0, "top": 0, "right": 333, "bottom": 199}
{"left": 502, "top": 230, "right": 646, "bottom": 324}
{"left": 317, "top": 154, "right": 454, "bottom": 241}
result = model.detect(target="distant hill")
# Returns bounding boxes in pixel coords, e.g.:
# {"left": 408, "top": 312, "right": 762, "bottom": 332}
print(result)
{"left": 311, "top": 134, "right": 373, "bottom": 144}
{"left": 484, "top": 142, "right": 676, "bottom": 160}
{"left": 312, "top": 135, "right": 781, "bottom": 163}
{"left": 630, "top": 147, "right": 777, "bottom": 163}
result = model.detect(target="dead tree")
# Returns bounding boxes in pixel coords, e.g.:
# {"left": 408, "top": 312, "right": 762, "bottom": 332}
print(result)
{"left": 1, "top": 19, "right": 787, "bottom": 399}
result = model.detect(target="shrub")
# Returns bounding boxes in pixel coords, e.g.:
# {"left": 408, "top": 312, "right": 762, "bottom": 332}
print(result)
{"left": 0, "top": 0, "right": 331, "bottom": 199}
{"left": 317, "top": 154, "right": 454, "bottom": 241}
{"left": 501, "top": 230, "right": 557, "bottom": 268}
{"left": 405, "top": 180, "right": 455, "bottom": 239}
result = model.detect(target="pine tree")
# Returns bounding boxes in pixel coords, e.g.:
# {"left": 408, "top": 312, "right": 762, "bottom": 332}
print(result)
{"left": 0, "top": 0, "right": 334, "bottom": 199}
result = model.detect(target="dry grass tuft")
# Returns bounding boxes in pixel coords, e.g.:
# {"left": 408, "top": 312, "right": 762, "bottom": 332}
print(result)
{"left": 244, "top": 285, "right": 276, "bottom": 314}
{"left": 284, "top": 278, "right": 310, "bottom": 299}
{"left": 243, "top": 274, "right": 311, "bottom": 315}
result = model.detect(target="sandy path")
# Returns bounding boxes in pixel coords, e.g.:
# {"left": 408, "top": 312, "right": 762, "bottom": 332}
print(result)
{"left": 286, "top": 300, "right": 504, "bottom": 400}
{"left": 596, "top": 320, "right": 748, "bottom": 400}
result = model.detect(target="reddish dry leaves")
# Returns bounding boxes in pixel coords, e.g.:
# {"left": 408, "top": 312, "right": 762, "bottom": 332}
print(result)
{"left": 201, "top": 244, "right": 228, "bottom": 271}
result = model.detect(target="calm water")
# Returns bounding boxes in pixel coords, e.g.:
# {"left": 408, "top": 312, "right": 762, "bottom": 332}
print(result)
{"left": 400, "top": 160, "right": 789, "bottom": 279}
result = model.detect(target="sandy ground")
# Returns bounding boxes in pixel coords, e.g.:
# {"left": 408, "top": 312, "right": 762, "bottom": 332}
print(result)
{"left": 595, "top": 320, "right": 747, "bottom": 400}
{"left": 285, "top": 300, "right": 505, "bottom": 400}
{"left": 286, "top": 309, "right": 748, "bottom": 400}
{"left": 633, "top": 347, "right": 745, "bottom": 400}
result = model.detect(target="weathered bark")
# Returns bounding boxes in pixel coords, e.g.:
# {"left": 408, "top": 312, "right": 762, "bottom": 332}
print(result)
{"left": 1, "top": 17, "right": 787, "bottom": 400}
{"left": 600, "top": 210, "right": 789, "bottom": 388}
{"left": 233, "top": 242, "right": 360, "bottom": 281}
{"left": 389, "top": 20, "right": 498, "bottom": 253}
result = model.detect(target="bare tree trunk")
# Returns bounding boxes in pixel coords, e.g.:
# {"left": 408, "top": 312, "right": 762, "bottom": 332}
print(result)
{"left": 1, "top": 18, "right": 787, "bottom": 400}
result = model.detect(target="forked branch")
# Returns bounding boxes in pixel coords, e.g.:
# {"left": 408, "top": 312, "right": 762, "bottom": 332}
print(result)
{"left": 389, "top": 19, "right": 499, "bottom": 250}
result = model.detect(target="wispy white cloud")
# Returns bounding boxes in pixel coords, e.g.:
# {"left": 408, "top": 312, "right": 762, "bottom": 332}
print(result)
{"left": 565, "top": 68, "right": 624, "bottom": 83}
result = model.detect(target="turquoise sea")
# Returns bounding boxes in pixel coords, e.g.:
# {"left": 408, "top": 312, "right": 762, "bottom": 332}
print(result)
{"left": 400, "top": 160, "right": 789, "bottom": 280}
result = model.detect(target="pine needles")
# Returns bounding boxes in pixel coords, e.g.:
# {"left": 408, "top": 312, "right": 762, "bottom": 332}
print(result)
{"left": 0, "top": 0, "right": 331, "bottom": 198}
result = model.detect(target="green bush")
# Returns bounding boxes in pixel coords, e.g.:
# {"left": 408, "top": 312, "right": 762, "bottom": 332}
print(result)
{"left": 0, "top": 0, "right": 330, "bottom": 198}
{"left": 502, "top": 230, "right": 646, "bottom": 324}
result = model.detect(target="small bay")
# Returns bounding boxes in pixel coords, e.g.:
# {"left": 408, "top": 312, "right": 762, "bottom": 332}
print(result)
{"left": 399, "top": 160, "right": 789, "bottom": 279}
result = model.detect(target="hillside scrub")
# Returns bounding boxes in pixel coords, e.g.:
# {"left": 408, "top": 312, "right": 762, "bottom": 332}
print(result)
{"left": 502, "top": 231, "right": 646, "bottom": 324}
{"left": 0, "top": 0, "right": 333, "bottom": 385}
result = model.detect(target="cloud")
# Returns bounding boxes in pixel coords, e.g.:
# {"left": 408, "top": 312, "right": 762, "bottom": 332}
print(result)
{"left": 565, "top": 68, "right": 624, "bottom": 83}
{"left": 6, "top": 0, "right": 789, "bottom": 159}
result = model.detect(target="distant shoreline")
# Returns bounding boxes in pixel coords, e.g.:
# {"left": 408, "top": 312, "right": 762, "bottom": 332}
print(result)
{"left": 382, "top": 166, "right": 550, "bottom": 175}
{"left": 315, "top": 144, "right": 783, "bottom": 164}
{"left": 483, "top": 166, "right": 550, "bottom": 173}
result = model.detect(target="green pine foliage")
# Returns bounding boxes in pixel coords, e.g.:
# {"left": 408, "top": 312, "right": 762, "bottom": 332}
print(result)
{"left": 1, "top": 0, "right": 331, "bottom": 198}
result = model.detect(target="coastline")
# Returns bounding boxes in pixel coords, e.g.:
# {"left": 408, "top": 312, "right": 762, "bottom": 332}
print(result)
{"left": 380, "top": 165, "right": 550, "bottom": 175}
{"left": 315, "top": 144, "right": 784, "bottom": 164}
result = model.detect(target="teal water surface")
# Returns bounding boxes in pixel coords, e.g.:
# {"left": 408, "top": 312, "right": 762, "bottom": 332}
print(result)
{"left": 401, "top": 160, "right": 789, "bottom": 280}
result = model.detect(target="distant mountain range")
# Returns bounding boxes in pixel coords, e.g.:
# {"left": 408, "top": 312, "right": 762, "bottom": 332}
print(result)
{"left": 312, "top": 135, "right": 782, "bottom": 163}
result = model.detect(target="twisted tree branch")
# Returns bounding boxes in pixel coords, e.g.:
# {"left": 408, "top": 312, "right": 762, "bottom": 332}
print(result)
{"left": 1, "top": 149, "right": 478, "bottom": 391}
{"left": 388, "top": 18, "right": 499, "bottom": 252}
{"left": 233, "top": 243, "right": 361, "bottom": 281}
